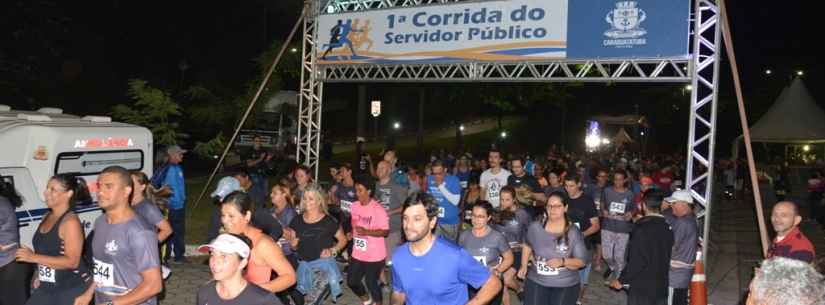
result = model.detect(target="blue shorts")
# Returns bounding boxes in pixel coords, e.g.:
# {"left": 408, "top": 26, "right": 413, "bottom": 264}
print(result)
{"left": 579, "top": 263, "right": 592, "bottom": 285}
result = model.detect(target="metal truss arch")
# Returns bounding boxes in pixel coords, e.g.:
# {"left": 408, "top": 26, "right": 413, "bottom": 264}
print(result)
{"left": 320, "top": 59, "right": 691, "bottom": 83}
{"left": 297, "top": 0, "right": 722, "bottom": 266}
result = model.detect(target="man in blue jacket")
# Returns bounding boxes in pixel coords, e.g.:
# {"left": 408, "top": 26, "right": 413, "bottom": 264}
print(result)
{"left": 162, "top": 145, "right": 187, "bottom": 264}
{"left": 427, "top": 160, "right": 462, "bottom": 243}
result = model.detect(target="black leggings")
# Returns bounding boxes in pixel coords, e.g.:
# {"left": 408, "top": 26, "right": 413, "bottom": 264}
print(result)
{"left": 346, "top": 259, "right": 384, "bottom": 303}
{"left": 0, "top": 261, "right": 33, "bottom": 305}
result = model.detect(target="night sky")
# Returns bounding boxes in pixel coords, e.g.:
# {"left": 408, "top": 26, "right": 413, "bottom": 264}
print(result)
{"left": 1, "top": 1, "right": 820, "bottom": 153}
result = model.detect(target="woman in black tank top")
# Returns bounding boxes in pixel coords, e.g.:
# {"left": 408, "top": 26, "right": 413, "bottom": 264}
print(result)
{"left": 16, "top": 175, "right": 92, "bottom": 305}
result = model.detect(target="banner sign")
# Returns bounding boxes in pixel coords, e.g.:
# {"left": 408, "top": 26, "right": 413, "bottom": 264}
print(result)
{"left": 317, "top": 0, "right": 690, "bottom": 65}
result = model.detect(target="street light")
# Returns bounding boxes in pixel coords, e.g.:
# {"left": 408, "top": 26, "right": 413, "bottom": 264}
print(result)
{"left": 500, "top": 131, "right": 507, "bottom": 138}
{"left": 290, "top": 48, "right": 298, "bottom": 53}
{"left": 685, "top": 85, "right": 693, "bottom": 91}
{"left": 797, "top": 70, "right": 805, "bottom": 76}
{"left": 585, "top": 134, "right": 601, "bottom": 149}
{"left": 804, "top": 145, "right": 811, "bottom": 152}
{"left": 393, "top": 122, "right": 401, "bottom": 130}
{"left": 765, "top": 69, "right": 772, "bottom": 75}
{"left": 459, "top": 125, "right": 465, "bottom": 132}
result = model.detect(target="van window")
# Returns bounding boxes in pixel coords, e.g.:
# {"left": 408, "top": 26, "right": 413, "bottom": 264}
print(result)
{"left": 55, "top": 150, "right": 144, "bottom": 175}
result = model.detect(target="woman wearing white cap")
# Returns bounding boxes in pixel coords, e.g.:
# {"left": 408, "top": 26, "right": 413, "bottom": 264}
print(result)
{"left": 196, "top": 233, "right": 283, "bottom": 305}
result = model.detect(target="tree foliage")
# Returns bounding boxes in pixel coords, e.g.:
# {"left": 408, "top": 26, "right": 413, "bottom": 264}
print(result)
{"left": 111, "top": 79, "right": 181, "bottom": 145}
{"left": 192, "top": 132, "right": 227, "bottom": 159}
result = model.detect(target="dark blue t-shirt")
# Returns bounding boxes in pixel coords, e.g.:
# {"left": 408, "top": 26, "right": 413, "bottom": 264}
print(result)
{"left": 392, "top": 237, "right": 490, "bottom": 305}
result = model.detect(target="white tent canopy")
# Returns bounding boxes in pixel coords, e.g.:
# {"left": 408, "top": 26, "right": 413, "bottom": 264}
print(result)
{"left": 748, "top": 77, "right": 825, "bottom": 143}
{"left": 614, "top": 127, "right": 635, "bottom": 145}
{"left": 732, "top": 77, "right": 825, "bottom": 158}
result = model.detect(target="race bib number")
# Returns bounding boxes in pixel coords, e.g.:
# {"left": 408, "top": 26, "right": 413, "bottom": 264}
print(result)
{"left": 609, "top": 202, "right": 626, "bottom": 214}
{"left": 594, "top": 199, "right": 601, "bottom": 210}
{"left": 438, "top": 207, "right": 445, "bottom": 218}
{"left": 38, "top": 264, "right": 56, "bottom": 283}
{"left": 474, "top": 256, "right": 487, "bottom": 266}
{"left": 93, "top": 259, "right": 115, "bottom": 287}
{"left": 354, "top": 237, "right": 368, "bottom": 252}
{"left": 340, "top": 200, "right": 352, "bottom": 212}
{"left": 536, "top": 260, "right": 559, "bottom": 276}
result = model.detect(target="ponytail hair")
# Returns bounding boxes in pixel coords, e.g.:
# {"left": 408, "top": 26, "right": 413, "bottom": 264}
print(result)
{"left": 131, "top": 171, "right": 169, "bottom": 208}
{"left": 50, "top": 174, "right": 92, "bottom": 209}
{"left": 0, "top": 180, "right": 23, "bottom": 208}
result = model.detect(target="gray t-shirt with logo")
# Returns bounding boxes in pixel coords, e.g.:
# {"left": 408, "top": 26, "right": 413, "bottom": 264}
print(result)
{"left": 92, "top": 214, "right": 160, "bottom": 305}
{"left": 375, "top": 180, "right": 407, "bottom": 231}
{"left": 493, "top": 208, "right": 532, "bottom": 249}
{"left": 525, "top": 221, "right": 588, "bottom": 288}
{"left": 600, "top": 187, "right": 636, "bottom": 233}
{"left": 458, "top": 227, "right": 510, "bottom": 268}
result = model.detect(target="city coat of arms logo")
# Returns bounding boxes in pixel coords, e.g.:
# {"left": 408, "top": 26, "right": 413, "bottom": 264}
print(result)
{"left": 604, "top": 1, "right": 648, "bottom": 39}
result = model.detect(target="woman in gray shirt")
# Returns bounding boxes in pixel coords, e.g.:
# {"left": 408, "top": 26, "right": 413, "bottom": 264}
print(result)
{"left": 517, "top": 192, "right": 588, "bottom": 305}
{"left": 459, "top": 201, "right": 513, "bottom": 305}
{"left": 0, "top": 180, "right": 31, "bottom": 305}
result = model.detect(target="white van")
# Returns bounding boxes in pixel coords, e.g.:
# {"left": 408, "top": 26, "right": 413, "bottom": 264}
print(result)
{"left": 0, "top": 105, "right": 153, "bottom": 248}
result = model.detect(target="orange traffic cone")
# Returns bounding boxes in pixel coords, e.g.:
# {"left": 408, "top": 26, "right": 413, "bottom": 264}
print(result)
{"left": 690, "top": 251, "right": 707, "bottom": 305}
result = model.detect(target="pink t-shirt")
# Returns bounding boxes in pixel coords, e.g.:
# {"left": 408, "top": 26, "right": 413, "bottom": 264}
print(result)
{"left": 350, "top": 199, "right": 389, "bottom": 262}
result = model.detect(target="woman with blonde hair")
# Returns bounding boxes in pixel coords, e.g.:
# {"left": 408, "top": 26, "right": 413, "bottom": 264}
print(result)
{"left": 284, "top": 184, "right": 347, "bottom": 305}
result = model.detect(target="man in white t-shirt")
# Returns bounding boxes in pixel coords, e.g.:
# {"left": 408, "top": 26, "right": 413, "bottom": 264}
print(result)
{"left": 480, "top": 149, "right": 511, "bottom": 208}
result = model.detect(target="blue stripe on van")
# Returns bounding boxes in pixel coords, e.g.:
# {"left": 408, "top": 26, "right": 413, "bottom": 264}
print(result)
{"left": 17, "top": 205, "right": 102, "bottom": 224}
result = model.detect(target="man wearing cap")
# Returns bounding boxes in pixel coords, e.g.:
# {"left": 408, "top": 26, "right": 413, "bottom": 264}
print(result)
{"left": 163, "top": 145, "right": 187, "bottom": 264}
{"left": 610, "top": 191, "right": 673, "bottom": 305}
{"left": 767, "top": 201, "right": 816, "bottom": 263}
{"left": 196, "top": 234, "right": 283, "bottom": 305}
{"left": 662, "top": 190, "right": 699, "bottom": 305}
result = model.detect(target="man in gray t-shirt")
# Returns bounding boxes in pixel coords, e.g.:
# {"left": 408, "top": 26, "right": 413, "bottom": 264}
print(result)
{"left": 376, "top": 160, "right": 407, "bottom": 261}
{"left": 75, "top": 167, "right": 162, "bottom": 305}
{"left": 599, "top": 171, "right": 635, "bottom": 281}
{"left": 663, "top": 190, "right": 698, "bottom": 305}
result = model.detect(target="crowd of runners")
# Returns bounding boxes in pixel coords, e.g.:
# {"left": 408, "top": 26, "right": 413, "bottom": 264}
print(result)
{"left": 1, "top": 138, "right": 824, "bottom": 305}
